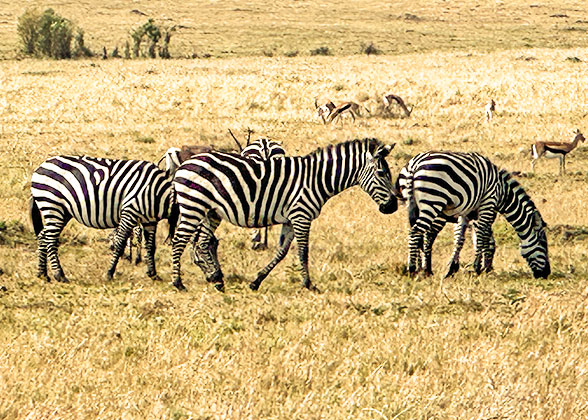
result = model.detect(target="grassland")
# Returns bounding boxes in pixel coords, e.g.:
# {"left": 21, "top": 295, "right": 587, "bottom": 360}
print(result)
{"left": 2, "top": 1, "right": 588, "bottom": 419}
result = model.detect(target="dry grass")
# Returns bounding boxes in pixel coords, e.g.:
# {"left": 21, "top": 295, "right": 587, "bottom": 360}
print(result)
{"left": 2, "top": 2, "right": 588, "bottom": 419}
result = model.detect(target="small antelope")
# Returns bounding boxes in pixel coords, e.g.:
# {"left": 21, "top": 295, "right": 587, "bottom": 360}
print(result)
{"left": 531, "top": 129, "right": 585, "bottom": 175}
{"left": 328, "top": 101, "right": 369, "bottom": 124}
{"left": 315, "top": 99, "right": 336, "bottom": 124}
{"left": 383, "top": 93, "right": 412, "bottom": 117}
{"left": 485, "top": 99, "right": 496, "bottom": 122}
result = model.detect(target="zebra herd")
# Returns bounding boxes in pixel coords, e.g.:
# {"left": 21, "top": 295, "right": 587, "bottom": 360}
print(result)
{"left": 29, "top": 137, "right": 551, "bottom": 292}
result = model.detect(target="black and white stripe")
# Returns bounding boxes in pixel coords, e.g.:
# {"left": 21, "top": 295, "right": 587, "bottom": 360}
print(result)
{"left": 30, "top": 155, "right": 176, "bottom": 282}
{"left": 240, "top": 138, "right": 287, "bottom": 250}
{"left": 394, "top": 151, "right": 550, "bottom": 278}
{"left": 172, "top": 138, "right": 397, "bottom": 291}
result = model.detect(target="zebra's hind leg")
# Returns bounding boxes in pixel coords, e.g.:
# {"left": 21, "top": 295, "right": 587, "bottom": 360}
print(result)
{"left": 36, "top": 230, "right": 49, "bottom": 281}
{"left": 45, "top": 219, "right": 70, "bottom": 283}
{"left": 192, "top": 226, "right": 223, "bottom": 291}
{"left": 134, "top": 225, "right": 143, "bottom": 265}
{"left": 250, "top": 223, "right": 294, "bottom": 291}
{"left": 106, "top": 213, "right": 136, "bottom": 281}
{"left": 422, "top": 217, "right": 447, "bottom": 276}
{"left": 445, "top": 217, "right": 469, "bottom": 278}
{"left": 142, "top": 223, "right": 159, "bottom": 280}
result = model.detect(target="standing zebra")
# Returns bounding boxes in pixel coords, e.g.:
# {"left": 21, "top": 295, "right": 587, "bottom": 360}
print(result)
{"left": 240, "top": 138, "right": 286, "bottom": 250}
{"left": 172, "top": 138, "right": 397, "bottom": 292}
{"left": 394, "top": 151, "right": 550, "bottom": 279}
{"left": 30, "top": 156, "right": 177, "bottom": 282}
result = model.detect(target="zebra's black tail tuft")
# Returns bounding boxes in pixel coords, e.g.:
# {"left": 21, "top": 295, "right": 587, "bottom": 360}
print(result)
{"left": 165, "top": 202, "right": 180, "bottom": 244}
{"left": 30, "top": 196, "right": 44, "bottom": 236}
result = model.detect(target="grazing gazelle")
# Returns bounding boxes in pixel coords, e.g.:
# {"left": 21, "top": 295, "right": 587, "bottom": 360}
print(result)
{"left": 328, "top": 101, "right": 370, "bottom": 124}
{"left": 531, "top": 129, "right": 585, "bottom": 175}
{"left": 314, "top": 99, "right": 336, "bottom": 124}
{"left": 383, "top": 93, "right": 412, "bottom": 117}
{"left": 485, "top": 99, "right": 496, "bottom": 122}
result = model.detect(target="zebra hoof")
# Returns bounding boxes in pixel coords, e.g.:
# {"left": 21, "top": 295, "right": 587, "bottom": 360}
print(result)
{"left": 445, "top": 261, "right": 460, "bottom": 278}
{"left": 214, "top": 282, "right": 225, "bottom": 292}
{"left": 249, "top": 281, "right": 261, "bottom": 291}
{"left": 149, "top": 274, "right": 162, "bottom": 282}
{"left": 134, "top": 256, "right": 142, "bottom": 265}
{"left": 37, "top": 272, "right": 50, "bottom": 282}
{"left": 172, "top": 280, "right": 186, "bottom": 291}
{"left": 54, "top": 271, "right": 69, "bottom": 283}
{"left": 304, "top": 282, "right": 321, "bottom": 293}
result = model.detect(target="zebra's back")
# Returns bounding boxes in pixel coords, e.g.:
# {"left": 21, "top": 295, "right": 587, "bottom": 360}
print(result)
{"left": 31, "top": 155, "right": 172, "bottom": 229}
{"left": 174, "top": 152, "right": 306, "bottom": 228}
{"left": 399, "top": 151, "right": 500, "bottom": 217}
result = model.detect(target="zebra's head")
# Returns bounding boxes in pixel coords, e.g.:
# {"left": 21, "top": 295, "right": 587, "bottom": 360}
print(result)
{"left": 358, "top": 139, "right": 397, "bottom": 214}
{"left": 521, "top": 210, "right": 550, "bottom": 279}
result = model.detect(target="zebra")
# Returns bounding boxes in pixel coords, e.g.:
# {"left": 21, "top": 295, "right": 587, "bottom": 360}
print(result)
{"left": 171, "top": 138, "right": 398, "bottom": 292}
{"left": 394, "top": 151, "right": 550, "bottom": 279}
{"left": 108, "top": 225, "right": 144, "bottom": 264}
{"left": 240, "top": 138, "right": 286, "bottom": 250}
{"left": 30, "top": 155, "right": 177, "bottom": 283}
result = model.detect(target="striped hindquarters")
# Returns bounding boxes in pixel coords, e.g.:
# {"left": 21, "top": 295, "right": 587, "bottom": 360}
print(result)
{"left": 31, "top": 155, "right": 173, "bottom": 229}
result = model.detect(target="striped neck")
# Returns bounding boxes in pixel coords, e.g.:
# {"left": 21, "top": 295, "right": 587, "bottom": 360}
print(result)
{"left": 497, "top": 170, "right": 539, "bottom": 237}
{"left": 304, "top": 139, "right": 369, "bottom": 200}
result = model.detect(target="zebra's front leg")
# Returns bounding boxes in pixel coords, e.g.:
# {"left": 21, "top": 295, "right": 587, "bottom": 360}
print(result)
{"left": 291, "top": 219, "right": 319, "bottom": 291}
{"left": 142, "top": 223, "right": 159, "bottom": 280}
{"left": 106, "top": 213, "right": 136, "bottom": 281}
{"left": 445, "top": 217, "right": 469, "bottom": 278}
{"left": 250, "top": 223, "right": 294, "bottom": 291}
{"left": 472, "top": 216, "right": 497, "bottom": 275}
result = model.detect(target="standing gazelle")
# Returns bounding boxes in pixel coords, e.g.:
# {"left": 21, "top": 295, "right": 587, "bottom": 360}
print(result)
{"left": 531, "top": 129, "right": 585, "bottom": 175}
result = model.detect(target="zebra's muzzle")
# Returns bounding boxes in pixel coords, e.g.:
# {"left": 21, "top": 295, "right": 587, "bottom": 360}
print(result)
{"left": 533, "top": 261, "right": 551, "bottom": 279}
{"left": 379, "top": 198, "right": 398, "bottom": 214}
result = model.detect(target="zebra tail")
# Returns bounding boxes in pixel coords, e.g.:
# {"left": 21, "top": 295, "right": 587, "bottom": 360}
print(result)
{"left": 164, "top": 202, "right": 180, "bottom": 244}
{"left": 30, "top": 196, "right": 44, "bottom": 236}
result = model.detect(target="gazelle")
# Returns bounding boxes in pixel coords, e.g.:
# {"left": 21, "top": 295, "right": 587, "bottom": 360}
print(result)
{"left": 383, "top": 93, "right": 412, "bottom": 117}
{"left": 328, "top": 101, "right": 370, "bottom": 124}
{"left": 315, "top": 99, "right": 336, "bottom": 124}
{"left": 531, "top": 129, "right": 585, "bottom": 175}
{"left": 485, "top": 99, "right": 496, "bottom": 122}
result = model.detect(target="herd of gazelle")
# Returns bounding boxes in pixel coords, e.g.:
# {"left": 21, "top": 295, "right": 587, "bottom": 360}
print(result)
{"left": 314, "top": 93, "right": 412, "bottom": 124}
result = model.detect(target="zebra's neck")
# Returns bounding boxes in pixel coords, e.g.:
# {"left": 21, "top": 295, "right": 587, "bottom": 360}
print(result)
{"left": 303, "top": 140, "right": 368, "bottom": 202}
{"left": 497, "top": 170, "right": 538, "bottom": 236}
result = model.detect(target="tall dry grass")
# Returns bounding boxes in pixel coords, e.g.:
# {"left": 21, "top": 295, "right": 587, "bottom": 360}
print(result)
{"left": 1, "top": 49, "right": 588, "bottom": 419}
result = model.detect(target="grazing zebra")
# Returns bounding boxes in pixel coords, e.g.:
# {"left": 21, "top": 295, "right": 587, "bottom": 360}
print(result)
{"left": 30, "top": 155, "right": 177, "bottom": 282}
{"left": 240, "top": 138, "right": 286, "bottom": 250}
{"left": 394, "top": 151, "right": 550, "bottom": 279}
{"left": 172, "top": 138, "right": 398, "bottom": 292}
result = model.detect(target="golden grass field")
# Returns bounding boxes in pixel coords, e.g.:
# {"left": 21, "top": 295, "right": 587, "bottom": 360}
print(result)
{"left": 2, "top": 1, "right": 588, "bottom": 419}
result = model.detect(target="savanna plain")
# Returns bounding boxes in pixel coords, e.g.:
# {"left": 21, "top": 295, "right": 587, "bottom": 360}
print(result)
{"left": 2, "top": 1, "right": 588, "bottom": 419}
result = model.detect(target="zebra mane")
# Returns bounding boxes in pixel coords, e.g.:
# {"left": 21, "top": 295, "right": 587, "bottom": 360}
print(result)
{"left": 498, "top": 169, "right": 543, "bottom": 223}
{"left": 305, "top": 138, "right": 381, "bottom": 158}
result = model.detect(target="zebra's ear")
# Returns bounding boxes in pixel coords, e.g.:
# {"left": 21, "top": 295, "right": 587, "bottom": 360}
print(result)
{"left": 374, "top": 143, "right": 395, "bottom": 159}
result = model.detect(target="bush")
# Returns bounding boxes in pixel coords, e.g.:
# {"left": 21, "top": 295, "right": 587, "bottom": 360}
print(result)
{"left": 360, "top": 42, "right": 382, "bottom": 56}
{"left": 17, "top": 9, "right": 40, "bottom": 54}
{"left": 17, "top": 8, "right": 91, "bottom": 59}
{"left": 310, "top": 46, "right": 331, "bottom": 56}
{"left": 130, "top": 19, "right": 174, "bottom": 59}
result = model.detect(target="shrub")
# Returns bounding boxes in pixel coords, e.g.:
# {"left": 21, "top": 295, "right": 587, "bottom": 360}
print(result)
{"left": 17, "top": 8, "right": 40, "bottom": 54}
{"left": 284, "top": 50, "right": 298, "bottom": 57}
{"left": 310, "top": 46, "right": 331, "bottom": 56}
{"left": 17, "top": 8, "right": 90, "bottom": 59}
{"left": 130, "top": 19, "right": 174, "bottom": 59}
{"left": 360, "top": 42, "right": 382, "bottom": 56}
